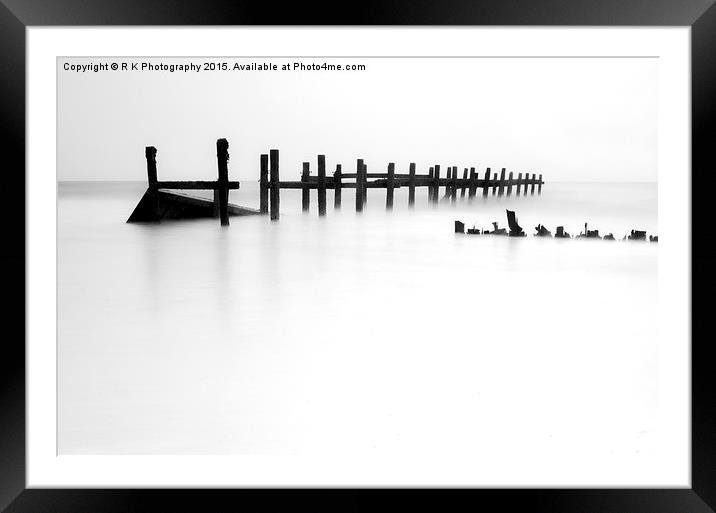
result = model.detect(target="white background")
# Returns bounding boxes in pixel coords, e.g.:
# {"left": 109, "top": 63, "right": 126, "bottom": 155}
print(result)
{"left": 28, "top": 27, "right": 690, "bottom": 487}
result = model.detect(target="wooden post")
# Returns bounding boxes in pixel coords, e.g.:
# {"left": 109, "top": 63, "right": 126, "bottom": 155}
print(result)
{"left": 468, "top": 168, "right": 477, "bottom": 198}
{"left": 386, "top": 162, "right": 395, "bottom": 210}
{"left": 428, "top": 167, "right": 434, "bottom": 202}
{"left": 355, "top": 159, "right": 364, "bottom": 212}
{"left": 451, "top": 166, "right": 458, "bottom": 202}
{"left": 216, "top": 138, "right": 230, "bottom": 226}
{"left": 507, "top": 171, "right": 514, "bottom": 196}
{"left": 498, "top": 168, "right": 506, "bottom": 196}
{"left": 516, "top": 172, "right": 523, "bottom": 196}
{"left": 259, "top": 153, "right": 269, "bottom": 214}
{"left": 317, "top": 154, "right": 327, "bottom": 216}
{"left": 269, "top": 149, "right": 280, "bottom": 221}
{"left": 146, "top": 146, "right": 158, "bottom": 190}
{"left": 301, "top": 162, "right": 310, "bottom": 212}
{"left": 408, "top": 163, "right": 416, "bottom": 206}
{"left": 531, "top": 173, "right": 536, "bottom": 195}
{"left": 145, "top": 146, "right": 160, "bottom": 217}
{"left": 334, "top": 164, "right": 342, "bottom": 208}
{"left": 538, "top": 173, "right": 543, "bottom": 194}
{"left": 362, "top": 163, "right": 368, "bottom": 206}
{"left": 432, "top": 165, "right": 440, "bottom": 203}
{"left": 483, "top": 168, "right": 491, "bottom": 197}
{"left": 461, "top": 168, "right": 468, "bottom": 198}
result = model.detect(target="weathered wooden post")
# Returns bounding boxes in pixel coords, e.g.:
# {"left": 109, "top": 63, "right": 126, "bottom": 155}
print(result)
{"left": 301, "top": 162, "right": 310, "bottom": 212}
{"left": 461, "top": 168, "right": 468, "bottom": 198}
{"left": 531, "top": 173, "right": 536, "bottom": 195}
{"left": 386, "top": 162, "right": 395, "bottom": 210}
{"left": 432, "top": 165, "right": 441, "bottom": 203}
{"left": 498, "top": 168, "right": 506, "bottom": 196}
{"left": 445, "top": 166, "right": 454, "bottom": 200}
{"left": 356, "top": 158, "right": 364, "bottom": 212}
{"left": 146, "top": 146, "right": 158, "bottom": 190}
{"left": 516, "top": 172, "right": 523, "bottom": 196}
{"left": 507, "top": 171, "right": 514, "bottom": 196}
{"left": 259, "top": 153, "right": 269, "bottom": 215}
{"left": 334, "top": 164, "right": 342, "bottom": 208}
{"left": 269, "top": 149, "right": 280, "bottom": 221}
{"left": 145, "top": 146, "right": 160, "bottom": 216}
{"left": 317, "top": 155, "right": 327, "bottom": 216}
{"left": 427, "top": 167, "right": 434, "bottom": 202}
{"left": 408, "top": 163, "right": 416, "bottom": 206}
{"left": 451, "top": 166, "right": 458, "bottom": 202}
{"left": 363, "top": 163, "right": 369, "bottom": 206}
{"left": 216, "top": 138, "right": 230, "bottom": 226}
{"left": 468, "top": 168, "right": 477, "bottom": 198}
{"left": 538, "top": 173, "right": 543, "bottom": 194}
{"left": 483, "top": 168, "right": 491, "bottom": 197}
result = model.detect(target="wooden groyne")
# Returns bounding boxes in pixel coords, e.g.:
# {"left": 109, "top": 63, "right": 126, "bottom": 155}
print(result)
{"left": 455, "top": 210, "right": 658, "bottom": 242}
{"left": 127, "top": 139, "right": 260, "bottom": 225}
{"left": 260, "top": 149, "right": 544, "bottom": 220}
{"left": 128, "top": 137, "right": 545, "bottom": 225}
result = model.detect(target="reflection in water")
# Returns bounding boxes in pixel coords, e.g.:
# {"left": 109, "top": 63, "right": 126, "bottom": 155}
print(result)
{"left": 58, "top": 181, "right": 658, "bottom": 457}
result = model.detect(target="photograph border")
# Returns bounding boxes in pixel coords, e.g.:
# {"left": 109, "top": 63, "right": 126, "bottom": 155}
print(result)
{"left": 2, "top": 1, "right": 715, "bottom": 511}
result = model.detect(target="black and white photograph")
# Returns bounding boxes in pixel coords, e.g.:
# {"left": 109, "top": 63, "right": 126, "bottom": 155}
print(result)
{"left": 5, "top": 12, "right": 713, "bottom": 511}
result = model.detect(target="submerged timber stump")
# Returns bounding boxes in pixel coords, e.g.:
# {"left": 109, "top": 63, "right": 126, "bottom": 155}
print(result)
{"left": 468, "top": 168, "right": 477, "bottom": 198}
{"left": 483, "top": 168, "right": 491, "bottom": 197}
{"left": 507, "top": 172, "right": 514, "bottom": 196}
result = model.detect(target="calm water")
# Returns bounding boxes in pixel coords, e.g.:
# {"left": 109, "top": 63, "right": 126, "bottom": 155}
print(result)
{"left": 58, "top": 181, "right": 658, "bottom": 461}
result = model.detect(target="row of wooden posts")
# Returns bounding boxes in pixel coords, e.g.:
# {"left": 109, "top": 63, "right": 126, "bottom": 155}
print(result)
{"left": 259, "top": 149, "right": 544, "bottom": 220}
{"left": 139, "top": 139, "right": 544, "bottom": 225}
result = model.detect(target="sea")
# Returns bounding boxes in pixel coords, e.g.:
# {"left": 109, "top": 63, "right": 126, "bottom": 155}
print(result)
{"left": 58, "top": 181, "right": 658, "bottom": 473}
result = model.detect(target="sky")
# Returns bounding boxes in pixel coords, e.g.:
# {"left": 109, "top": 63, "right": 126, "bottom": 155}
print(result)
{"left": 57, "top": 56, "right": 657, "bottom": 183}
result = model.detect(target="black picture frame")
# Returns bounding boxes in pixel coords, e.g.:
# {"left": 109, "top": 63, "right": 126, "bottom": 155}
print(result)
{"left": 2, "top": 1, "right": 714, "bottom": 511}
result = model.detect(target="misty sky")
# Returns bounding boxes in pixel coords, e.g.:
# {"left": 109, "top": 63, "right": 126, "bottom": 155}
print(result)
{"left": 57, "top": 57, "right": 657, "bottom": 183}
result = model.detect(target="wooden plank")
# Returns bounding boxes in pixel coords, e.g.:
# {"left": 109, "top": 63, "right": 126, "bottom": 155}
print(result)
{"left": 270, "top": 149, "right": 280, "bottom": 220}
{"left": 507, "top": 171, "right": 514, "bottom": 196}
{"left": 408, "top": 163, "right": 416, "bottom": 206}
{"left": 301, "top": 162, "right": 310, "bottom": 212}
{"left": 356, "top": 158, "right": 364, "bottom": 212}
{"left": 317, "top": 154, "right": 327, "bottom": 216}
{"left": 386, "top": 162, "right": 395, "bottom": 209}
{"left": 216, "top": 138, "right": 230, "bottom": 226}
{"left": 334, "top": 164, "right": 342, "bottom": 208}
{"left": 538, "top": 173, "right": 543, "bottom": 193}
{"left": 461, "top": 168, "right": 468, "bottom": 198}
{"left": 483, "top": 168, "right": 491, "bottom": 197}
{"left": 155, "top": 181, "right": 240, "bottom": 190}
{"left": 498, "top": 168, "right": 506, "bottom": 197}
{"left": 260, "top": 153, "right": 269, "bottom": 214}
{"left": 531, "top": 173, "right": 536, "bottom": 194}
